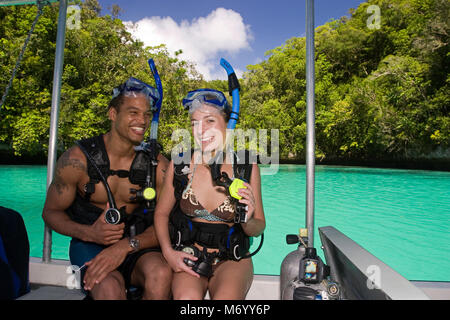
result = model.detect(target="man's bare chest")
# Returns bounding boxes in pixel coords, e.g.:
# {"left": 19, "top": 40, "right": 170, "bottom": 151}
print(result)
{"left": 78, "top": 173, "right": 141, "bottom": 212}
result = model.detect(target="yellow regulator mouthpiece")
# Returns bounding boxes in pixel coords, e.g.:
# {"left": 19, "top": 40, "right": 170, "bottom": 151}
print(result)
{"left": 229, "top": 178, "right": 246, "bottom": 200}
{"left": 143, "top": 187, "right": 156, "bottom": 200}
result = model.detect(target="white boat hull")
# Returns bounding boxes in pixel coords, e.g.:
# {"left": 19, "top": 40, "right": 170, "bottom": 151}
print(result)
{"left": 22, "top": 257, "right": 449, "bottom": 300}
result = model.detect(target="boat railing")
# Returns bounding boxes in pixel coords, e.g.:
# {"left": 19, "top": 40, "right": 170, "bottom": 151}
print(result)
{"left": 43, "top": 0, "right": 68, "bottom": 263}
{"left": 319, "top": 226, "right": 430, "bottom": 300}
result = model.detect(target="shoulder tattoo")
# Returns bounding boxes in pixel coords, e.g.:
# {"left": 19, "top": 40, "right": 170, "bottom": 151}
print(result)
{"left": 52, "top": 150, "right": 86, "bottom": 195}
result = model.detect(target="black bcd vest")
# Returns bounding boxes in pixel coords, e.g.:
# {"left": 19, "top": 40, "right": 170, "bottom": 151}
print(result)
{"left": 169, "top": 150, "right": 256, "bottom": 260}
{"left": 67, "top": 135, "right": 160, "bottom": 237}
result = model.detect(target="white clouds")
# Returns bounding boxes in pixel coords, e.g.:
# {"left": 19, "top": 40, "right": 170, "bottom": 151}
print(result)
{"left": 125, "top": 8, "right": 252, "bottom": 80}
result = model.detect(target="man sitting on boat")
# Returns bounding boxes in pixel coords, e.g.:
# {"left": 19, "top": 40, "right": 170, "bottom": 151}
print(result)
{"left": 42, "top": 77, "right": 172, "bottom": 300}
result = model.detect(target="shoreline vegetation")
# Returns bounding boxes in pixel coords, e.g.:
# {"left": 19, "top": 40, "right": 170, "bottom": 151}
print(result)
{"left": 1, "top": 0, "right": 448, "bottom": 171}
{"left": 1, "top": 148, "right": 448, "bottom": 172}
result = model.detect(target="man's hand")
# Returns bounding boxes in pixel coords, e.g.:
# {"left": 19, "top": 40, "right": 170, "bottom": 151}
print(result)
{"left": 88, "top": 203, "right": 125, "bottom": 245}
{"left": 83, "top": 239, "right": 130, "bottom": 291}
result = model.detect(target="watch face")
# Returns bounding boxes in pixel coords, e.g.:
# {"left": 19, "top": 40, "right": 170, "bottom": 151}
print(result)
{"left": 130, "top": 238, "right": 140, "bottom": 251}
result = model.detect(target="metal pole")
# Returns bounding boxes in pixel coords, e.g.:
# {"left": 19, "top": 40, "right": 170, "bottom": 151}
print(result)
{"left": 305, "top": 0, "right": 315, "bottom": 247}
{"left": 43, "top": 0, "right": 68, "bottom": 263}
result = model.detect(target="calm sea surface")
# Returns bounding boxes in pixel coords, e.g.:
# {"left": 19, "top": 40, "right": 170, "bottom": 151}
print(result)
{"left": 0, "top": 164, "right": 449, "bottom": 281}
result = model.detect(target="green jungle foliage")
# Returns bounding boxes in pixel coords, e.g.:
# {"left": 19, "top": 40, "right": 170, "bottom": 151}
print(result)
{"left": 0, "top": 0, "right": 448, "bottom": 163}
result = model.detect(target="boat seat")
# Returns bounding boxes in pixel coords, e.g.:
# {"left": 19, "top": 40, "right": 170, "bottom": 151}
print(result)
{"left": 0, "top": 206, "right": 30, "bottom": 300}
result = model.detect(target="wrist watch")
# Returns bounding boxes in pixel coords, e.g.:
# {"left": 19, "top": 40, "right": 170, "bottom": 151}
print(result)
{"left": 128, "top": 237, "right": 140, "bottom": 253}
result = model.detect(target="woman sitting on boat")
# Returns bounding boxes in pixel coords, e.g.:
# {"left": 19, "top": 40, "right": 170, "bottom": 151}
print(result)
{"left": 154, "top": 88, "right": 266, "bottom": 299}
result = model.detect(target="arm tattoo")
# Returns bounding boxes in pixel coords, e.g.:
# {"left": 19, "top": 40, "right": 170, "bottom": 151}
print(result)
{"left": 52, "top": 151, "right": 86, "bottom": 195}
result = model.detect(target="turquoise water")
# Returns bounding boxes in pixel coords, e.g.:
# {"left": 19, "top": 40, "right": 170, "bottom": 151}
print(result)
{"left": 0, "top": 164, "right": 449, "bottom": 281}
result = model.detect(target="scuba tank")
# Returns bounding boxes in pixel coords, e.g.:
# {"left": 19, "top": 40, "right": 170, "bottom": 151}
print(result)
{"left": 280, "top": 229, "right": 340, "bottom": 300}
{"left": 280, "top": 230, "right": 307, "bottom": 300}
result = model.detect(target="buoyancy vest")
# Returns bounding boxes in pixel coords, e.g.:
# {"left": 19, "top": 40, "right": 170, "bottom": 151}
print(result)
{"left": 67, "top": 135, "right": 159, "bottom": 237}
{"left": 170, "top": 150, "right": 254, "bottom": 261}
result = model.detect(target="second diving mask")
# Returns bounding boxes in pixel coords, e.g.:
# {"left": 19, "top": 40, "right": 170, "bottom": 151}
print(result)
{"left": 182, "top": 89, "right": 231, "bottom": 114}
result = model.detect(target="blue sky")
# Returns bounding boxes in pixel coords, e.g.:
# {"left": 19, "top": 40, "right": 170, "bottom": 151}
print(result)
{"left": 95, "top": 0, "right": 367, "bottom": 80}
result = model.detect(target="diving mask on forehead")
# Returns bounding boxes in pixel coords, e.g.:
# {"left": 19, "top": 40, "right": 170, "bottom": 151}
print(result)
{"left": 182, "top": 89, "right": 231, "bottom": 114}
{"left": 112, "top": 77, "right": 160, "bottom": 111}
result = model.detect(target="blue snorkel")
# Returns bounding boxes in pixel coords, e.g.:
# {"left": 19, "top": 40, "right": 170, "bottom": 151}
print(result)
{"left": 210, "top": 58, "right": 240, "bottom": 183}
{"left": 148, "top": 58, "right": 163, "bottom": 140}
{"left": 210, "top": 58, "right": 248, "bottom": 223}
{"left": 220, "top": 58, "right": 240, "bottom": 130}
{"left": 215, "top": 58, "right": 264, "bottom": 256}
{"left": 130, "top": 58, "right": 163, "bottom": 209}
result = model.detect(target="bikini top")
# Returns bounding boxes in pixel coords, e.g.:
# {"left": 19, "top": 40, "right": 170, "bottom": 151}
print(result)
{"left": 179, "top": 163, "right": 235, "bottom": 222}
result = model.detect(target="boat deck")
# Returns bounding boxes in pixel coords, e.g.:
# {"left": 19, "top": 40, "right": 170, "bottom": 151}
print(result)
{"left": 18, "top": 277, "right": 450, "bottom": 300}
{"left": 18, "top": 274, "right": 281, "bottom": 300}
{"left": 19, "top": 284, "right": 86, "bottom": 300}
{"left": 19, "top": 226, "right": 450, "bottom": 301}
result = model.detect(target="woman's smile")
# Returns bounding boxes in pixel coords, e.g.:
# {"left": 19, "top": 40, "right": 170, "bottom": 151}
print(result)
{"left": 191, "top": 105, "right": 227, "bottom": 153}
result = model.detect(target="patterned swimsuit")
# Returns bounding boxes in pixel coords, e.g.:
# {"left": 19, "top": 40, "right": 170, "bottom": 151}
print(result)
{"left": 179, "top": 163, "right": 235, "bottom": 222}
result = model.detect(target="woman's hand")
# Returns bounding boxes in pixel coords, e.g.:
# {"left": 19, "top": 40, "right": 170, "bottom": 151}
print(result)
{"left": 163, "top": 247, "right": 200, "bottom": 278}
{"left": 237, "top": 182, "right": 256, "bottom": 221}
